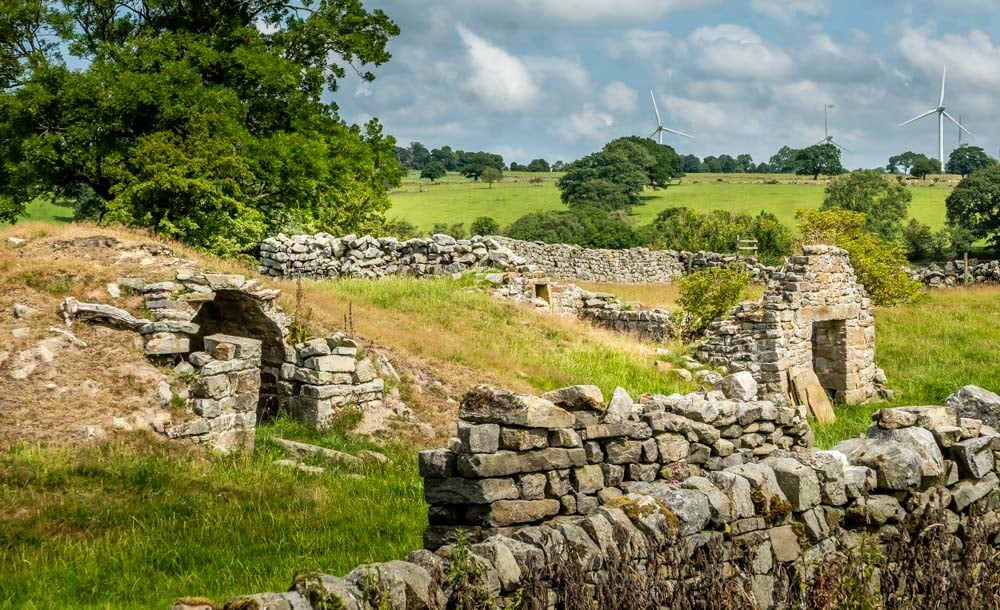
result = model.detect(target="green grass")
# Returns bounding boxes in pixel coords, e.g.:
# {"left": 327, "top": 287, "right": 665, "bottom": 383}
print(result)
{"left": 1, "top": 197, "right": 75, "bottom": 227}
{"left": 0, "top": 421, "right": 425, "bottom": 609}
{"left": 388, "top": 173, "right": 952, "bottom": 234}
{"left": 812, "top": 286, "right": 1000, "bottom": 448}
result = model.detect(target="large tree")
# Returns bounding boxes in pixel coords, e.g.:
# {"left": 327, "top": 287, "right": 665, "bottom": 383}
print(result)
{"left": 603, "top": 136, "right": 682, "bottom": 188}
{"left": 793, "top": 144, "right": 844, "bottom": 180}
{"left": 946, "top": 164, "right": 1000, "bottom": 250}
{"left": 910, "top": 156, "right": 941, "bottom": 180}
{"left": 557, "top": 150, "right": 647, "bottom": 211}
{"left": 768, "top": 146, "right": 799, "bottom": 174}
{"left": 822, "top": 170, "right": 911, "bottom": 242}
{"left": 887, "top": 151, "right": 923, "bottom": 175}
{"left": 946, "top": 145, "right": 995, "bottom": 178}
{"left": 0, "top": 0, "right": 401, "bottom": 256}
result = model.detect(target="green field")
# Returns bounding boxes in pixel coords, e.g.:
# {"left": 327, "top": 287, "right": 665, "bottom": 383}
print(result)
{"left": 388, "top": 172, "right": 953, "bottom": 233}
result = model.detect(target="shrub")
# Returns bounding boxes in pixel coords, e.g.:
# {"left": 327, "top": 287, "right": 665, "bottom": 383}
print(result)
{"left": 946, "top": 164, "right": 1000, "bottom": 250}
{"left": 676, "top": 266, "right": 752, "bottom": 336}
{"left": 431, "top": 222, "right": 467, "bottom": 239}
{"left": 383, "top": 218, "right": 423, "bottom": 240}
{"left": 796, "top": 208, "right": 923, "bottom": 306}
{"left": 504, "top": 207, "right": 641, "bottom": 249}
{"left": 644, "top": 207, "right": 793, "bottom": 264}
{"left": 470, "top": 216, "right": 500, "bottom": 236}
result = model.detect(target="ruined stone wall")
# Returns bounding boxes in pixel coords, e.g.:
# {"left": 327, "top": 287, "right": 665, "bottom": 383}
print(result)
{"left": 258, "top": 233, "right": 772, "bottom": 284}
{"left": 911, "top": 258, "right": 1000, "bottom": 287}
{"left": 201, "top": 384, "right": 1000, "bottom": 610}
{"left": 491, "top": 271, "right": 674, "bottom": 342}
{"left": 696, "top": 245, "right": 881, "bottom": 405}
{"left": 122, "top": 272, "right": 385, "bottom": 451}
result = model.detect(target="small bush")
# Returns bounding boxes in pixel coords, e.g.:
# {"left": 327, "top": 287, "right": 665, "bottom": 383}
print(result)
{"left": 504, "top": 207, "right": 641, "bottom": 249}
{"left": 383, "top": 218, "right": 423, "bottom": 240}
{"left": 676, "top": 266, "right": 751, "bottom": 336}
{"left": 644, "top": 207, "right": 793, "bottom": 265}
{"left": 470, "top": 216, "right": 500, "bottom": 236}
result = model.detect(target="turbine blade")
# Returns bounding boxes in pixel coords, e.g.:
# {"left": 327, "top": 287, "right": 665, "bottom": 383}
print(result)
{"left": 898, "top": 108, "right": 938, "bottom": 127}
{"left": 816, "top": 138, "right": 828, "bottom": 146}
{"left": 650, "top": 129, "right": 661, "bottom": 139}
{"left": 650, "top": 91, "right": 662, "bottom": 126}
{"left": 831, "top": 140, "right": 851, "bottom": 154}
{"left": 662, "top": 127, "right": 695, "bottom": 139}
{"left": 943, "top": 111, "right": 973, "bottom": 137}
{"left": 939, "top": 65, "right": 947, "bottom": 108}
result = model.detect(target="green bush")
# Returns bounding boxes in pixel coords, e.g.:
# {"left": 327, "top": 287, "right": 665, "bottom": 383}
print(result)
{"left": 470, "top": 216, "right": 500, "bottom": 236}
{"left": 676, "top": 266, "right": 752, "bottom": 336}
{"left": 644, "top": 207, "right": 793, "bottom": 264}
{"left": 504, "top": 207, "right": 641, "bottom": 249}
{"left": 822, "top": 170, "right": 911, "bottom": 242}
{"left": 796, "top": 208, "right": 923, "bottom": 306}
{"left": 431, "top": 222, "right": 466, "bottom": 239}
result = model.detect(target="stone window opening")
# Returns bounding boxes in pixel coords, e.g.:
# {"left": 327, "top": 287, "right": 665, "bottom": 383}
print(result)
{"left": 189, "top": 290, "right": 286, "bottom": 421}
{"left": 534, "top": 282, "right": 551, "bottom": 305}
{"left": 811, "top": 319, "right": 848, "bottom": 403}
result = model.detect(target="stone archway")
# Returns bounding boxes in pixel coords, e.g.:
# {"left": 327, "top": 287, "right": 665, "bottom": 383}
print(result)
{"left": 189, "top": 290, "right": 287, "bottom": 421}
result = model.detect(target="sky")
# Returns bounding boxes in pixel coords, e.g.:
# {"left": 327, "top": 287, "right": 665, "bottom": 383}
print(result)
{"left": 334, "top": 0, "right": 1000, "bottom": 170}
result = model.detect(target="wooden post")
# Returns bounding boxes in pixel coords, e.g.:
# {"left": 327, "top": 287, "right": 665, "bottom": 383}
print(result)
{"left": 964, "top": 252, "right": 970, "bottom": 285}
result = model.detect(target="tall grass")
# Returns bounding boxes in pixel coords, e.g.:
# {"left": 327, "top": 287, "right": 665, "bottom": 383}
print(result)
{"left": 0, "top": 423, "right": 425, "bottom": 609}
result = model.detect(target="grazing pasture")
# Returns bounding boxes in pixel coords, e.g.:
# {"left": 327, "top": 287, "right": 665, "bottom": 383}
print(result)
{"left": 388, "top": 172, "right": 953, "bottom": 234}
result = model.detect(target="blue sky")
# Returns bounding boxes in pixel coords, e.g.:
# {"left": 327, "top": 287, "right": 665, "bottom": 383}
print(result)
{"left": 335, "top": 0, "right": 1000, "bottom": 170}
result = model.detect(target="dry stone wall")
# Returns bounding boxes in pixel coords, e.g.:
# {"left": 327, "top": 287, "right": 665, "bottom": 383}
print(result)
{"left": 911, "top": 258, "right": 1000, "bottom": 286}
{"left": 258, "top": 233, "right": 772, "bottom": 284}
{"left": 196, "top": 383, "right": 1000, "bottom": 610}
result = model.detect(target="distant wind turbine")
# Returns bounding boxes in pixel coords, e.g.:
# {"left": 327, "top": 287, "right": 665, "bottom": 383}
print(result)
{"left": 649, "top": 91, "right": 694, "bottom": 144}
{"left": 816, "top": 104, "right": 850, "bottom": 153}
{"left": 898, "top": 66, "right": 972, "bottom": 166}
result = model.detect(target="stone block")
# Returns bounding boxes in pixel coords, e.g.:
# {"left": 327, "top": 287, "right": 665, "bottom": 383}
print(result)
{"left": 304, "top": 354, "right": 356, "bottom": 373}
{"left": 460, "top": 386, "right": 574, "bottom": 428}
{"left": 499, "top": 427, "right": 548, "bottom": 451}
{"left": 866, "top": 425, "right": 945, "bottom": 479}
{"left": 604, "top": 439, "right": 643, "bottom": 464}
{"left": 145, "top": 333, "right": 190, "bottom": 355}
{"left": 655, "top": 433, "right": 690, "bottom": 462}
{"left": 766, "top": 457, "right": 821, "bottom": 512}
{"left": 548, "top": 428, "right": 582, "bottom": 448}
{"left": 457, "top": 448, "right": 587, "bottom": 478}
{"left": 203, "top": 334, "right": 261, "bottom": 360}
{"left": 518, "top": 473, "right": 547, "bottom": 500}
{"left": 353, "top": 359, "right": 379, "bottom": 383}
{"left": 833, "top": 438, "right": 922, "bottom": 491}
{"left": 424, "top": 478, "right": 519, "bottom": 504}
{"left": 191, "top": 374, "right": 230, "bottom": 399}
{"left": 470, "top": 499, "right": 561, "bottom": 527}
{"left": 769, "top": 525, "right": 802, "bottom": 563}
{"left": 541, "top": 385, "right": 605, "bottom": 411}
{"left": 458, "top": 423, "right": 501, "bottom": 454}
{"left": 718, "top": 372, "right": 758, "bottom": 401}
{"left": 418, "top": 449, "right": 455, "bottom": 478}
{"left": 951, "top": 436, "right": 995, "bottom": 479}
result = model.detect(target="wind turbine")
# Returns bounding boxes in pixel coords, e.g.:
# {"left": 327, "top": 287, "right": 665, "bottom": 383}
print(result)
{"left": 898, "top": 66, "right": 973, "bottom": 166}
{"left": 649, "top": 91, "right": 694, "bottom": 144}
{"left": 816, "top": 103, "right": 850, "bottom": 153}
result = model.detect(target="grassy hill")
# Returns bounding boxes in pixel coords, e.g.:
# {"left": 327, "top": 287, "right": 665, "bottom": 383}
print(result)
{"left": 1, "top": 222, "right": 997, "bottom": 608}
{"left": 388, "top": 172, "right": 954, "bottom": 233}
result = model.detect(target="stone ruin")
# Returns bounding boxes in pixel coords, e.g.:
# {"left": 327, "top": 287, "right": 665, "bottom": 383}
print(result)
{"left": 697, "top": 245, "right": 887, "bottom": 408}
{"left": 191, "top": 381, "right": 1000, "bottom": 610}
{"left": 79, "top": 272, "right": 385, "bottom": 452}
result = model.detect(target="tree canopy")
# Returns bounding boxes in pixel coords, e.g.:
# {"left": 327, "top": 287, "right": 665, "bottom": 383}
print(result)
{"left": 946, "top": 145, "right": 995, "bottom": 178}
{"left": 0, "top": 0, "right": 402, "bottom": 256}
{"left": 946, "top": 164, "right": 1000, "bottom": 250}
{"left": 557, "top": 150, "right": 648, "bottom": 211}
{"left": 793, "top": 144, "right": 844, "bottom": 180}
{"left": 910, "top": 156, "right": 941, "bottom": 180}
{"left": 822, "top": 170, "right": 911, "bottom": 242}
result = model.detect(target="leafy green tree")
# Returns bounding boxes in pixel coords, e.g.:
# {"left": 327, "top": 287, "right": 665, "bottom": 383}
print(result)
{"left": 946, "top": 145, "right": 995, "bottom": 177}
{"left": 407, "top": 142, "right": 432, "bottom": 170}
{"left": 793, "top": 144, "right": 844, "bottom": 180}
{"left": 768, "top": 146, "right": 799, "bottom": 173}
{"left": 431, "top": 146, "right": 459, "bottom": 171}
{"left": 887, "top": 151, "right": 921, "bottom": 174}
{"left": 682, "top": 154, "right": 702, "bottom": 173}
{"left": 551, "top": 160, "right": 566, "bottom": 172}
{"left": 717, "top": 154, "right": 739, "bottom": 173}
{"left": 822, "top": 170, "right": 911, "bottom": 242}
{"left": 0, "top": 0, "right": 401, "bottom": 256}
{"left": 481, "top": 166, "right": 502, "bottom": 188}
{"left": 910, "top": 156, "right": 941, "bottom": 180}
{"left": 459, "top": 152, "right": 504, "bottom": 181}
{"left": 420, "top": 162, "right": 447, "bottom": 182}
{"left": 796, "top": 208, "right": 922, "bottom": 306}
{"left": 946, "top": 164, "right": 1000, "bottom": 250}
{"left": 505, "top": 207, "right": 640, "bottom": 249}
{"left": 677, "top": 267, "right": 752, "bottom": 336}
{"left": 526, "top": 158, "right": 550, "bottom": 172}
{"left": 702, "top": 155, "right": 720, "bottom": 173}
{"left": 736, "top": 154, "right": 754, "bottom": 173}
{"left": 557, "top": 151, "right": 647, "bottom": 211}
{"left": 603, "top": 136, "right": 682, "bottom": 188}
{"left": 470, "top": 216, "right": 499, "bottom": 236}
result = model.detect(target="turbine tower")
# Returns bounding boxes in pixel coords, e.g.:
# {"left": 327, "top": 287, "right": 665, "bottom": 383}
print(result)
{"left": 898, "top": 66, "right": 972, "bottom": 166}
{"left": 817, "top": 104, "right": 850, "bottom": 153}
{"left": 649, "top": 91, "right": 694, "bottom": 144}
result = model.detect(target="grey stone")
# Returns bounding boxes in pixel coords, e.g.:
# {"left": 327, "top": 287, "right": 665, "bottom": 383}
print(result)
{"left": 457, "top": 448, "right": 587, "bottom": 478}
{"left": 876, "top": 408, "right": 918, "bottom": 429}
{"left": 548, "top": 428, "right": 582, "bottom": 448}
{"left": 946, "top": 385, "right": 1000, "bottom": 429}
{"left": 460, "top": 386, "right": 574, "bottom": 428}
{"left": 203, "top": 333, "right": 261, "bottom": 359}
{"left": 352, "top": 359, "right": 379, "bottom": 383}
{"left": 709, "top": 471, "right": 755, "bottom": 519}
{"left": 541, "top": 385, "right": 605, "bottom": 411}
{"left": 642, "top": 486, "right": 712, "bottom": 535}
{"left": 458, "top": 423, "right": 500, "bottom": 454}
{"left": 833, "top": 438, "right": 922, "bottom": 491}
{"left": 952, "top": 472, "right": 999, "bottom": 510}
{"left": 769, "top": 524, "right": 802, "bottom": 562}
{"left": 471, "top": 538, "right": 522, "bottom": 593}
{"left": 843, "top": 465, "right": 876, "bottom": 499}
{"left": 951, "top": 436, "right": 995, "bottom": 479}
{"left": 572, "top": 465, "right": 605, "bottom": 494}
{"left": 418, "top": 449, "right": 455, "bottom": 478}
{"left": 681, "top": 476, "right": 731, "bottom": 527}
{"left": 604, "top": 386, "right": 634, "bottom": 424}
{"left": 145, "top": 333, "right": 190, "bottom": 355}
{"left": 472, "top": 499, "right": 561, "bottom": 527}
{"left": 604, "top": 439, "right": 643, "bottom": 464}
{"left": 766, "top": 457, "right": 821, "bottom": 512}
{"left": 424, "top": 478, "right": 519, "bottom": 504}
{"left": 866, "top": 425, "right": 945, "bottom": 479}
{"left": 304, "top": 354, "right": 356, "bottom": 373}
{"left": 519, "top": 473, "right": 547, "bottom": 500}
{"left": 718, "top": 371, "right": 758, "bottom": 401}
{"left": 847, "top": 495, "right": 905, "bottom": 525}
{"left": 499, "top": 427, "right": 548, "bottom": 451}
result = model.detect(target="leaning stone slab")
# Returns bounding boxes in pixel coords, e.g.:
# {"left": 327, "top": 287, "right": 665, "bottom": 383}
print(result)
{"left": 273, "top": 437, "right": 363, "bottom": 468}
{"left": 457, "top": 448, "right": 587, "bottom": 478}
{"left": 460, "top": 386, "right": 574, "bottom": 428}
{"left": 304, "top": 354, "right": 356, "bottom": 373}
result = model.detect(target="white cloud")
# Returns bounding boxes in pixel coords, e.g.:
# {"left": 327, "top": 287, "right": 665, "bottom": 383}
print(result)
{"left": 662, "top": 95, "right": 727, "bottom": 130}
{"left": 497, "top": 0, "right": 719, "bottom": 25}
{"left": 601, "top": 81, "right": 638, "bottom": 114}
{"left": 526, "top": 56, "right": 591, "bottom": 90}
{"left": 688, "top": 25, "right": 794, "bottom": 81}
{"left": 605, "top": 29, "right": 685, "bottom": 62}
{"left": 551, "top": 104, "right": 618, "bottom": 142}
{"left": 749, "top": 0, "right": 830, "bottom": 23}
{"left": 895, "top": 24, "right": 1000, "bottom": 90}
{"left": 457, "top": 26, "right": 540, "bottom": 111}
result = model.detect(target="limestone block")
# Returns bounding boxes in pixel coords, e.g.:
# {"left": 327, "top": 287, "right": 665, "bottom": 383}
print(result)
{"left": 541, "top": 385, "right": 605, "bottom": 411}
{"left": 145, "top": 332, "right": 190, "bottom": 355}
{"left": 418, "top": 449, "right": 455, "bottom": 478}
{"left": 951, "top": 436, "right": 995, "bottom": 479}
{"left": 766, "top": 457, "right": 821, "bottom": 512}
{"left": 424, "top": 478, "right": 519, "bottom": 504}
{"left": 866, "top": 425, "right": 945, "bottom": 479}
{"left": 458, "top": 423, "right": 501, "bottom": 454}
{"left": 460, "top": 386, "right": 574, "bottom": 428}
{"left": 946, "top": 386, "right": 1000, "bottom": 430}
{"left": 833, "top": 438, "right": 922, "bottom": 491}
{"left": 457, "top": 448, "right": 587, "bottom": 478}
{"left": 471, "top": 499, "right": 561, "bottom": 527}
{"left": 499, "top": 427, "right": 548, "bottom": 451}
{"left": 203, "top": 334, "right": 261, "bottom": 360}
{"left": 304, "top": 354, "right": 356, "bottom": 373}
{"left": 718, "top": 372, "right": 758, "bottom": 401}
